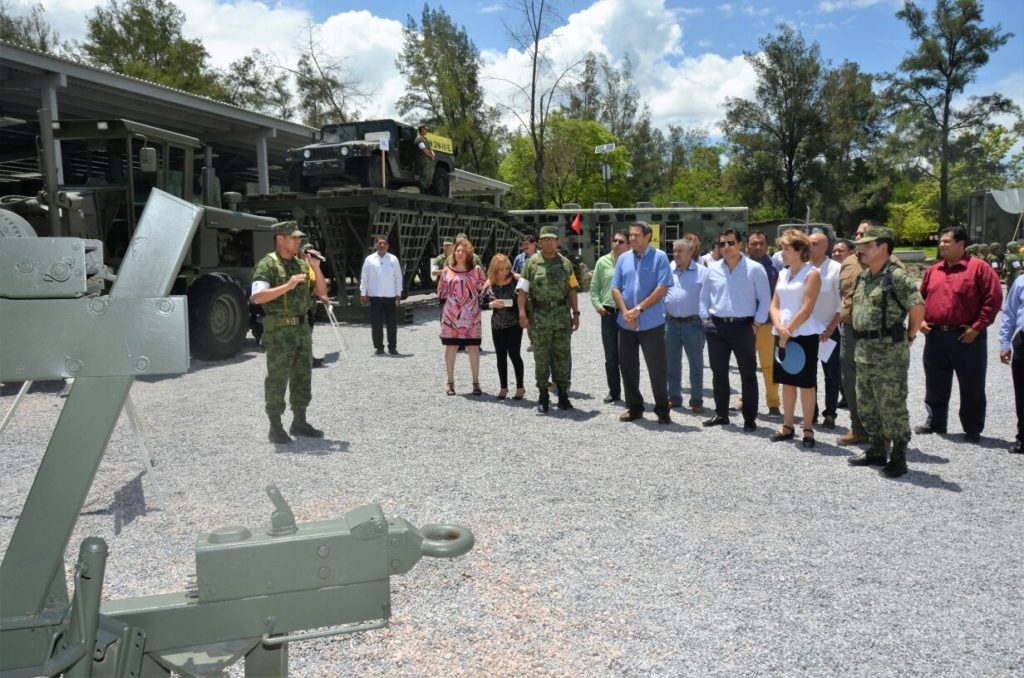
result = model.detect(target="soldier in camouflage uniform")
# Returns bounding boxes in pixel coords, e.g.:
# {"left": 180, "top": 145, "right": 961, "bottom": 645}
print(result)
{"left": 252, "top": 222, "right": 328, "bottom": 444}
{"left": 416, "top": 124, "right": 435, "bottom": 191}
{"left": 516, "top": 225, "right": 580, "bottom": 412}
{"left": 430, "top": 238, "right": 455, "bottom": 281}
{"left": 1005, "top": 241, "right": 1022, "bottom": 285}
{"left": 848, "top": 225, "right": 924, "bottom": 477}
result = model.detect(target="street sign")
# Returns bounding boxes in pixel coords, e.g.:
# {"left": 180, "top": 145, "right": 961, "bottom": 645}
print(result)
{"left": 594, "top": 143, "right": 616, "bottom": 154}
{"left": 379, "top": 138, "right": 390, "bottom": 151}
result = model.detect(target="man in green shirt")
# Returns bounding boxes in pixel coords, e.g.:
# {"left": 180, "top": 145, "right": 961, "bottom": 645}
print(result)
{"left": 590, "top": 229, "right": 629, "bottom": 403}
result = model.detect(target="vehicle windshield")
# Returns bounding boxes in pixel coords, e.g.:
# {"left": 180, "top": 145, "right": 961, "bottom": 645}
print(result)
{"left": 320, "top": 124, "right": 359, "bottom": 144}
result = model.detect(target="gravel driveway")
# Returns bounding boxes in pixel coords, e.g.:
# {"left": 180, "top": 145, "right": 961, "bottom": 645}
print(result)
{"left": 2, "top": 292, "right": 1022, "bottom": 676}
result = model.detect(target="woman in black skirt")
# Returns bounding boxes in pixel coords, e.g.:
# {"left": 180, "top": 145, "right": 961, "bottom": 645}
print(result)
{"left": 480, "top": 253, "right": 525, "bottom": 400}
{"left": 769, "top": 230, "right": 823, "bottom": 448}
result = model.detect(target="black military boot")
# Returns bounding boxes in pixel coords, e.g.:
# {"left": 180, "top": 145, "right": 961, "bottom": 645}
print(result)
{"left": 289, "top": 410, "right": 324, "bottom": 438}
{"left": 268, "top": 415, "right": 293, "bottom": 444}
{"left": 557, "top": 387, "right": 573, "bottom": 411}
{"left": 848, "top": 438, "right": 888, "bottom": 466}
{"left": 537, "top": 394, "right": 550, "bottom": 413}
{"left": 882, "top": 440, "right": 908, "bottom": 478}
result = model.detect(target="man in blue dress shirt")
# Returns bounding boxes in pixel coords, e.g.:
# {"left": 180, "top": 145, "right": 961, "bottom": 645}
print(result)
{"left": 664, "top": 238, "right": 707, "bottom": 412}
{"left": 698, "top": 229, "right": 772, "bottom": 431}
{"left": 999, "top": 274, "right": 1024, "bottom": 454}
{"left": 612, "top": 222, "right": 674, "bottom": 424}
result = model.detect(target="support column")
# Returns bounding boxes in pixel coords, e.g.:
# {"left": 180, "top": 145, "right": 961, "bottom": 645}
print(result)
{"left": 40, "top": 81, "right": 64, "bottom": 184}
{"left": 256, "top": 135, "right": 269, "bottom": 195}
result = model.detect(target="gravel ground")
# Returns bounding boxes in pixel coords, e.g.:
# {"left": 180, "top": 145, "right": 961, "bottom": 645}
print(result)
{"left": 2, "top": 292, "right": 1023, "bottom": 677}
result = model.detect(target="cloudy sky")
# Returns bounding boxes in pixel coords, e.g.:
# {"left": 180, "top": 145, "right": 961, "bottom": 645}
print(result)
{"left": 37, "top": 0, "right": 1024, "bottom": 134}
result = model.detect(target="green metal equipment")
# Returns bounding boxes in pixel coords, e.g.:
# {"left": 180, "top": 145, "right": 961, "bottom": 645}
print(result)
{"left": 0, "top": 189, "right": 474, "bottom": 677}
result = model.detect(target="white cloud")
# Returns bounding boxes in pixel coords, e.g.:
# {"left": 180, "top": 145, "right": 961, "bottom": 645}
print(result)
{"left": 743, "top": 5, "right": 771, "bottom": 17}
{"left": 719, "top": 3, "right": 735, "bottom": 16}
{"left": 816, "top": 0, "right": 892, "bottom": 13}
{"left": 480, "top": 4, "right": 504, "bottom": 13}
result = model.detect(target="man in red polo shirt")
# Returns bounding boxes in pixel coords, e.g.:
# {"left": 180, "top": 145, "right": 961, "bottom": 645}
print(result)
{"left": 916, "top": 227, "right": 1003, "bottom": 443}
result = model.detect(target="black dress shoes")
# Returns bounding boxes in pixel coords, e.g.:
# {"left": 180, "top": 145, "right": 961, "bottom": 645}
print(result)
{"left": 603, "top": 393, "right": 621, "bottom": 404}
{"left": 1010, "top": 441, "right": 1023, "bottom": 454}
{"left": 963, "top": 432, "right": 981, "bottom": 443}
{"left": 657, "top": 413, "right": 672, "bottom": 425}
{"left": 914, "top": 424, "right": 945, "bottom": 435}
{"left": 703, "top": 415, "right": 729, "bottom": 427}
{"left": 620, "top": 410, "right": 643, "bottom": 422}
{"left": 743, "top": 421, "right": 757, "bottom": 432}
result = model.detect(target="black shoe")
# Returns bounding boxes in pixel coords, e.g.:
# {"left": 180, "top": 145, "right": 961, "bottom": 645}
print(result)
{"left": 312, "top": 356, "right": 325, "bottom": 368}
{"left": 290, "top": 420, "right": 324, "bottom": 438}
{"left": 667, "top": 399, "right": 681, "bottom": 408}
{"left": 963, "top": 432, "right": 981, "bottom": 443}
{"left": 603, "top": 394, "right": 621, "bottom": 404}
{"left": 849, "top": 440, "right": 888, "bottom": 467}
{"left": 914, "top": 424, "right": 945, "bottom": 435}
{"left": 657, "top": 412, "right": 672, "bottom": 425}
{"left": 743, "top": 421, "right": 757, "bottom": 432}
{"left": 557, "top": 395, "right": 573, "bottom": 410}
{"left": 620, "top": 410, "right": 643, "bottom": 422}
{"left": 1009, "top": 441, "right": 1023, "bottom": 454}
{"left": 537, "top": 398, "right": 550, "bottom": 413}
{"left": 388, "top": 348, "right": 398, "bottom": 355}
{"left": 375, "top": 348, "right": 385, "bottom": 355}
{"left": 802, "top": 428, "right": 815, "bottom": 448}
{"left": 836, "top": 399, "right": 848, "bottom": 409}
{"left": 881, "top": 441, "right": 908, "bottom": 477}
{"left": 767, "top": 407, "right": 781, "bottom": 416}
{"left": 728, "top": 405, "right": 740, "bottom": 412}
{"left": 822, "top": 415, "right": 836, "bottom": 429}
{"left": 770, "top": 425, "right": 795, "bottom": 442}
{"left": 268, "top": 416, "right": 293, "bottom": 444}
{"left": 703, "top": 415, "right": 729, "bottom": 427}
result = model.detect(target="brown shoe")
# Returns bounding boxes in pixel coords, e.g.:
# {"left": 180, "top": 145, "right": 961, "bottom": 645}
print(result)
{"left": 667, "top": 399, "right": 681, "bottom": 408}
{"left": 619, "top": 410, "right": 643, "bottom": 422}
{"left": 691, "top": 404, "right": 704, "bottom": 414}
{"left": 837, "top": 431, "right": 867, "bottom": 445}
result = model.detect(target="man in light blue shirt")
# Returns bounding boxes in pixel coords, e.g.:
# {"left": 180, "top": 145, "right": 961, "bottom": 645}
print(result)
{"left": 664, "top": 238, "right": 707, "bottom": 412}
{"left": 612, "top": 221, "right": 673, "bottom": 424}
{"left": 999, "top": 274, "right": 1024, "bottom": 453}
{"left": 698, "top": 228, "right": 772, "bottom": 431}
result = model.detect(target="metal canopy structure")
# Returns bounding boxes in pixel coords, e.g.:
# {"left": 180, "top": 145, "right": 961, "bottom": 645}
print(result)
{"left": 0, "top": 40, "right": 314, "bottom": 193}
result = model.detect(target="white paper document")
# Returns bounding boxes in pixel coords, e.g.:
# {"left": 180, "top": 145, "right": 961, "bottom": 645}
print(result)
{"left": 819, "top": 337, "right": 837, "bottom": 363}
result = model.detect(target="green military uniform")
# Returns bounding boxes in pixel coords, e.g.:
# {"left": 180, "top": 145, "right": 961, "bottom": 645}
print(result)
{"left": 416, "top": 127, "right": 434, "bottom": 191}
{"left": 850, "top": 226, "right": 923, "bottom": 475}
{"left": 1005, "top": 241, "right": 1022, "bottom": 285}
{"left": 253, "top": 224, "right": 314, "bottom": 425}
{"left": 520, "top": 226, "right": 579, "bottom": 408}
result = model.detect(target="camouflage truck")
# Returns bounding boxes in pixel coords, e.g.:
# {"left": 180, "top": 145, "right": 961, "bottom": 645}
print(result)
{"left": 285, "top": 119, "right": 456, "bottom": 197}
{"left": 0, "top": 118, "right": 275, "bottom": 361}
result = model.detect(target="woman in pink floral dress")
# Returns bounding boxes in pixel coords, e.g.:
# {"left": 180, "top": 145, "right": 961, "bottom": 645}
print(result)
{"left": 437, "top": 238, "right": 486, "bottom": 395}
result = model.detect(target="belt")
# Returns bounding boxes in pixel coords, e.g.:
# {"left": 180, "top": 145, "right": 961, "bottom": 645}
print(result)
{"left": 532, "top": 299, "right": 567, "bottom": 311}
{"left": 852, "top": 328, "right": 904, "bottom": 342}
{"left": 603, "top": 305, "right": 617, "bottom": 313}
{"left": 931, "top": 324, "right": 965, "bottom": 332}
{"left": 710, "top": 315, "right": 753, "bottom": 324}
{"left": 266, "top": 315, "right": 303, "bottom": 327}
{"left": 667, "top": 314, "right": 700, "bottom": 322}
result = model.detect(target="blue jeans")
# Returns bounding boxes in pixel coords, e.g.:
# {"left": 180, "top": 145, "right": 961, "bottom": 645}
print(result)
{"left": 665, "top": 317, "right": 705, "bottom": 405}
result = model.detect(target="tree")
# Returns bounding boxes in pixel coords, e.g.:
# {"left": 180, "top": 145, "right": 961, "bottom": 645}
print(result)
{"left": 78, "top": 0, "right": 225, "bottom": 98}
{"left": 286, "top": 23, "right": 369, "bottom": 128}
{"left": 721, "top": 25, "right": 825, "bottom": 218}
{"left": 663, "top": 145, "right": 738, "bottom": 208}
{"left": 885, "top": 0, "right": 1018, "bottom": 230}
{"left": 0, "top": 0, "right": 61, "bottom": 52}
{"left": 499, "top": 0, "right": 583, "bottom": 208}
{"left": 396, "top": 4, "right": 501, "bottom": 176}
{"left": 221, "top": 49, "right": 294, "bottom": 120}
{"left": 564, "top": 52, "right": 602, "bottom": 121}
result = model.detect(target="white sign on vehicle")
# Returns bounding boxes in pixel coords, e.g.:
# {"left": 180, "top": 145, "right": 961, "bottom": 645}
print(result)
{"left": 379, "top": 138, "right": 390, "bottom": 151}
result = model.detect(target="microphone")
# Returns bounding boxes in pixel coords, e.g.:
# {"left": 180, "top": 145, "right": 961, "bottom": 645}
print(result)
{"left": 302, "top": 244, "right": 326, "bottom": 262}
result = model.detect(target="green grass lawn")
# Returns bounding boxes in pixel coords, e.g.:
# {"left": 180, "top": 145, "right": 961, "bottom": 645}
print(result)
{"left": 895, "top": 245, "right": 937, "bottom": 260}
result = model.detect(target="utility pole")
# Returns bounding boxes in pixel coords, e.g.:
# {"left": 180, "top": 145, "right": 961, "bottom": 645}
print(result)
{"left": 595, "top": 143, "right": 615, "bottom": 205}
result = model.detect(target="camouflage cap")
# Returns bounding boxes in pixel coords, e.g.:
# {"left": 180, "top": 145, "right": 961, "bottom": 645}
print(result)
{"left": 455, "top": 232, "right": 469, "bottom": 241}
{"left": 990, "top": 242, "right": 1001, "bottom": 249}
{"left": 442, "top": 237, "right": 454, "bottom": 246}
{"left": 852, "top": 225, "right": 894, "bottom": 244}
{"left": 538, "top": 225, "right": 559, "bottom": 239}
{"left": 272, "top": 220, "right": 306, "bottom": 238}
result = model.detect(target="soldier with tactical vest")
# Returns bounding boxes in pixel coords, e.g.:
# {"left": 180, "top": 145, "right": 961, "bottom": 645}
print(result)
{"left": 416, "top": 124, "right": 435, "bottom": 192}
{"left": 251, "top": 221, "right": 328, "bottom": 444}
{"left": 516, "top": 225, "right": 580, "bottom": 413}
{"left": 847, "top": 225, "right": 924, "bottom": 477}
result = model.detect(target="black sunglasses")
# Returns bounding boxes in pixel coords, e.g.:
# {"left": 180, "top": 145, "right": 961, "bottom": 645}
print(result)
{"left": 718, "top": 239, "right": 737, "bottom": 247}
{"left": 612, "top": 238, "right": 626, "bottom": 244}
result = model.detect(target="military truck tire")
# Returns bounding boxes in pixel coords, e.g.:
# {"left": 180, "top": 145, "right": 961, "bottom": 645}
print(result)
{"left": 432, "top": 165, "right": 450, "bottom": 198}
{"left": 188, "top": 273, "right": 249, "bottom": 361}
{"left": 363, "top": 155, "right": 391, "bottom": 189}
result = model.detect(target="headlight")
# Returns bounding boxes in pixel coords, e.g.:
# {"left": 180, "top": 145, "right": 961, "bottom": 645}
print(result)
{"left": 340, "top": 146, "right": 350, "bottom": 156}
{"left": 303, "top": 149, "right": 311, "bottom": 159}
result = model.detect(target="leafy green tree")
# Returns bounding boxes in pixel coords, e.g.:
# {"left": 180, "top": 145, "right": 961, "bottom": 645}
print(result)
{"left": 287, "top": 24, "right": 368, "bottom": 128}
{"left": 396, "top": 3, "right": 501, "bottom": 176}
{"left": 499, "top": 115, "right": 630, "bottom": 209}
{"left": 221, "top": 49, "right": 294, "bottom": 120}
{"left": 886, "top": 177, "right": 938, "bottom": 243}
{"left": 661, "top": 145, "right": 738, "bottom": 207}
{"left": 78, "top": 0, "right": 225, "bottom": 98}
{"left": 721, "top": 25, "right": 825, "bottom": 218}
{"left": 0, "top": 0, "right": 61, "bottom": 52}
{"left": 885, "top": 0, "right": 1018, "bottom": 230}
{"left": 564, "top": 52, "right": 602, "bottom": 121}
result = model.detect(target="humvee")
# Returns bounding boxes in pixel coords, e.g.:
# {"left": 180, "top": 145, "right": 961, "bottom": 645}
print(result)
{"left": 285, "top": 119, "right": 456, "bottom": 197}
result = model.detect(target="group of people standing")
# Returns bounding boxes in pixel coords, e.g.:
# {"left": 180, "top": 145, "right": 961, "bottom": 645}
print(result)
{"left": 251, "top": 217, "right": 1024, "bottom": 474}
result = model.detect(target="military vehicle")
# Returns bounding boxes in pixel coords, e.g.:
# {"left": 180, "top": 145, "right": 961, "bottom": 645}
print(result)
{"left": 0, "top": 189, "right": 475, "bottom": 677}
{"left": 0, "top": 118, "right": 276, "bottom": 361}
{"left": 508, "top": 202, "right": 750, "bottom": 269}
{"left": 285, "top": 119, "right": 456, "bottom": 197}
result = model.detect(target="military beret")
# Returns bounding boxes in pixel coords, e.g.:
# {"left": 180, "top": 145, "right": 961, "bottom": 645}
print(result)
{"left": 852, "top": 225, "right": 894, "bottom": 244}
{"left": 538, "top": 225, "right": 559, "bottom": 239}
{"left": 272, "top": 221, "right": 306, "bottom": 238}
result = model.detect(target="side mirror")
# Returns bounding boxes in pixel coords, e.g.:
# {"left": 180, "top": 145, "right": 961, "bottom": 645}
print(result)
{"left": 139, "top": 147, "right": 158, "bottom": 173}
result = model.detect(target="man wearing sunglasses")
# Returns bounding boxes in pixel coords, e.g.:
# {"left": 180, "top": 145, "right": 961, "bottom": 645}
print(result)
{"left": 698, "top": 229, "right": 772, "bottom": 431}
{"left": 590, "top": 230, "right": 630, "bottom": 403}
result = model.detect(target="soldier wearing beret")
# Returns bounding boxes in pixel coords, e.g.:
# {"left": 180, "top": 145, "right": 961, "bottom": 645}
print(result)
{"left": 847, "top": 225, "right": 924, "bottom": 477}
{"left": 516, "top": 225, "right": 580, "bottom": 412}
{"left": 251, "top": 222, "right": 328, "bottom": 444}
